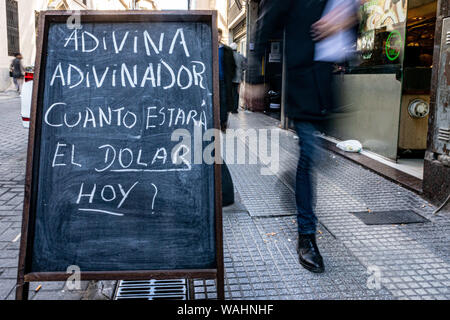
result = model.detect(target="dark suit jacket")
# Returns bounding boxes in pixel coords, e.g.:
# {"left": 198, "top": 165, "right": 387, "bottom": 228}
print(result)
{"left": 221, "top": 44, "right": 237, "bottom": 112}
{"left": 248, "top": 0, "right": 335, "bottom": 121}
{"left": 10, "top": 58, "right": 24, "bottom": 79}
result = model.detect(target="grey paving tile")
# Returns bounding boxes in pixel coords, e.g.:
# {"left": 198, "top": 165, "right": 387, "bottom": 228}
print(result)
{"left": 1, "top": 101, "right": 449, "bottom": 300}
{"left": 222, "top": 112, "right": 450, "bottom": 300}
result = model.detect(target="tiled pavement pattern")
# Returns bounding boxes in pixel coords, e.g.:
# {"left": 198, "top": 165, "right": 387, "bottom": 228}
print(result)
{"left": 0, "top": 97, "right": 27, "bottom": 300}
{"left": 207, "top": 111, "right": 449, "bottom": 300}
{"left": 0, "top": 98, "right": 89, "bottom": 300}
{"left": 194, "top": 213, "right": 393, "bottom": 299}
{"left": 1, "top": 97, "right": 448, "bottom": 300}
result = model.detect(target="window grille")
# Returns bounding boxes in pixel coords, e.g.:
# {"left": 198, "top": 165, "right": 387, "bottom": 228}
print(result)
{"left": 6, "top": 0, "right": 20, "bottom": 56}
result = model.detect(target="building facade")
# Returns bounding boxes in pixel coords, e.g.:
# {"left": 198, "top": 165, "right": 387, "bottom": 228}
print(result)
{"left": 234, "top": 0, "right": 449, "bottom": 204}
{"left": 227, "top": 0, "right": 246, "bottom": 54}
{"left": 192, "top": 0, "right": 229, "bottom": 42}
{"left": 0, "top": 0, "right": 157, "bottom": 91}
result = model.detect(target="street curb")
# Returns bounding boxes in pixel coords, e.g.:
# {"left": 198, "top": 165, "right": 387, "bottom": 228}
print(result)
{"left": 318, "top": 137, "right": 423, "bottom": 195}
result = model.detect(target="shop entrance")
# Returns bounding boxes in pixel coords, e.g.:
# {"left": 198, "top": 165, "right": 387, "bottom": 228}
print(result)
{"left": 322, "top": 0, "right": 438, "bottom": 180}
{"left": 398, "top": 0, "right": 437, "bottom": 165}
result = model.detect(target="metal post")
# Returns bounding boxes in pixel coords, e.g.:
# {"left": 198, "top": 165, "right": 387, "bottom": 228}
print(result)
{"left": 280, "top": 28, "right": 287, "bottom": 129}
{"left": 246, "top": 1, "right": 250, "bottom": 48}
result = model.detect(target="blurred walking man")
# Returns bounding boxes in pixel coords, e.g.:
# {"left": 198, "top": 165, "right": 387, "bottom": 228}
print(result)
{"left": 218, "top": 29, "right": 236, "bottom": 131}
{"left": 10, "top": 53, "right": 25, "bottom": 94}
{"left": 230, "top": 42, "right": 246, "bottom": 113}
{"left": 244, "top": 0, "right": 358, "bottom": 273}
{"left": 218, "top": 29, "right": 236, "bottom": 206}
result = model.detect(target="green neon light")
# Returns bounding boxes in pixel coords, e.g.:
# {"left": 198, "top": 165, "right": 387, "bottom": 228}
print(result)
{"left": 385, "top": 30, "right": 402, "bottom": 61}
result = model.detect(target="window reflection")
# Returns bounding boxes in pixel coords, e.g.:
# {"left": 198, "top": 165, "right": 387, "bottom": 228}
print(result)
{"left": 348, "top": 0, "right": 408, "bottom": 72}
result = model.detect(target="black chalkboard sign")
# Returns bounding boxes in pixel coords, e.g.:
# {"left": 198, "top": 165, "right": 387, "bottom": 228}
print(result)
{"left": 16, "top": 11, "right": 223, "bottom": 300}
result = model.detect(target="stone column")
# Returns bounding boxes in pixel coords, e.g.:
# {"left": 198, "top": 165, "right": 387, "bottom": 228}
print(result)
{"left": 423, "top": 0, "right": 450, "bottom": 204}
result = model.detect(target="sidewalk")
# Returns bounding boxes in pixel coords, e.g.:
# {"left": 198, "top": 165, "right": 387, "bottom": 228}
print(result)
{"left": 203, "top": 111, "right": 449, "bottom": 300}
{"left": 0, "top": 90, "right": 20, "bottom": 101}
{"left": 0, "top": 98, "right": 449, "bottom": 299}
{"left": 0, "top": 98, "right": 94, "bottom": 300}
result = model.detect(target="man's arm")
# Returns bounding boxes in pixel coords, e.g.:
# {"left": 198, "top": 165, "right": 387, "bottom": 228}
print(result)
{"left": 242, "top": 55, "right": 247, "bottom": 72}
{"left": 311, "top": 0, "right": 362, "bottom": 41}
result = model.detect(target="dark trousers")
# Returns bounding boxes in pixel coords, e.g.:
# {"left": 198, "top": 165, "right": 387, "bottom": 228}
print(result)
{"left": 232, "top": 82, "right": 240, "bottom": 112}
{"left": 219, "top": 80, "right": 234, "bottom": 206}
{"left": 219, "top": 80, "right": 229, "bottom": 128}
{"left": 294, "top": 120, "right": 320, "bottom": 234}
{"left": 221, "top": 162, "right": 234, "bottom": 206}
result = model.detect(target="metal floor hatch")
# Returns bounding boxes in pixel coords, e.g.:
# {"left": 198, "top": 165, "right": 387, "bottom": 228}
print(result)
{"left": 350, "top": 210, "right": 429, "bottom": 225}
{"left": 114, "top": 279, "right": 189, "bottom": 300}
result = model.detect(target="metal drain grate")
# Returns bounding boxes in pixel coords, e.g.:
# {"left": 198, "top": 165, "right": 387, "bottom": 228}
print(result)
{"left": 114, "top": 279, "right": 189, "bottom": 300}
{"left": 351, "top": 210, "right": 429, "bottom": 225}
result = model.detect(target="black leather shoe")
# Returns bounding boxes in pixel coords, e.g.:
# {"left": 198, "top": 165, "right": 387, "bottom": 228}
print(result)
{"left": 297, "top": 233, "right": 324, "bottom": 273}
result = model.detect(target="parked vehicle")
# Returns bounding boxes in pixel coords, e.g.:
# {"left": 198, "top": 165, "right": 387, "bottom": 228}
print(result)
{"left": 20, "top": 70, "right": 34, "bottom": 128}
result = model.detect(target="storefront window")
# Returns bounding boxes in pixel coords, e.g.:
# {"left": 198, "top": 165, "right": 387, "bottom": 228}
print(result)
{"left": 348, "top": 0, "right": 408, "bottom": 73}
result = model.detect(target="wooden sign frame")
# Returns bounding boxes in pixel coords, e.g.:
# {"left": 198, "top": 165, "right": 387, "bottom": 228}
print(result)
{"left": 16, "top": 10, "right": 224, "bottom": 300}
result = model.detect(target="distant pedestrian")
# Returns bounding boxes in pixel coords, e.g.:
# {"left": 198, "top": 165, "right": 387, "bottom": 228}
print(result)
{"left": 10, "top": 53, "right": 25, "bottom": 94}
{"left": 244, "top": 0, "right": 359, "bottom": 274}
{"left": 218, "top": 29, "right": 236, "bottom": 207}
{"left": 218, "top": 29, "right": 236, "bottom": 131}
{"left": 230, "top": 42, "right": 246, "bottom": 114}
